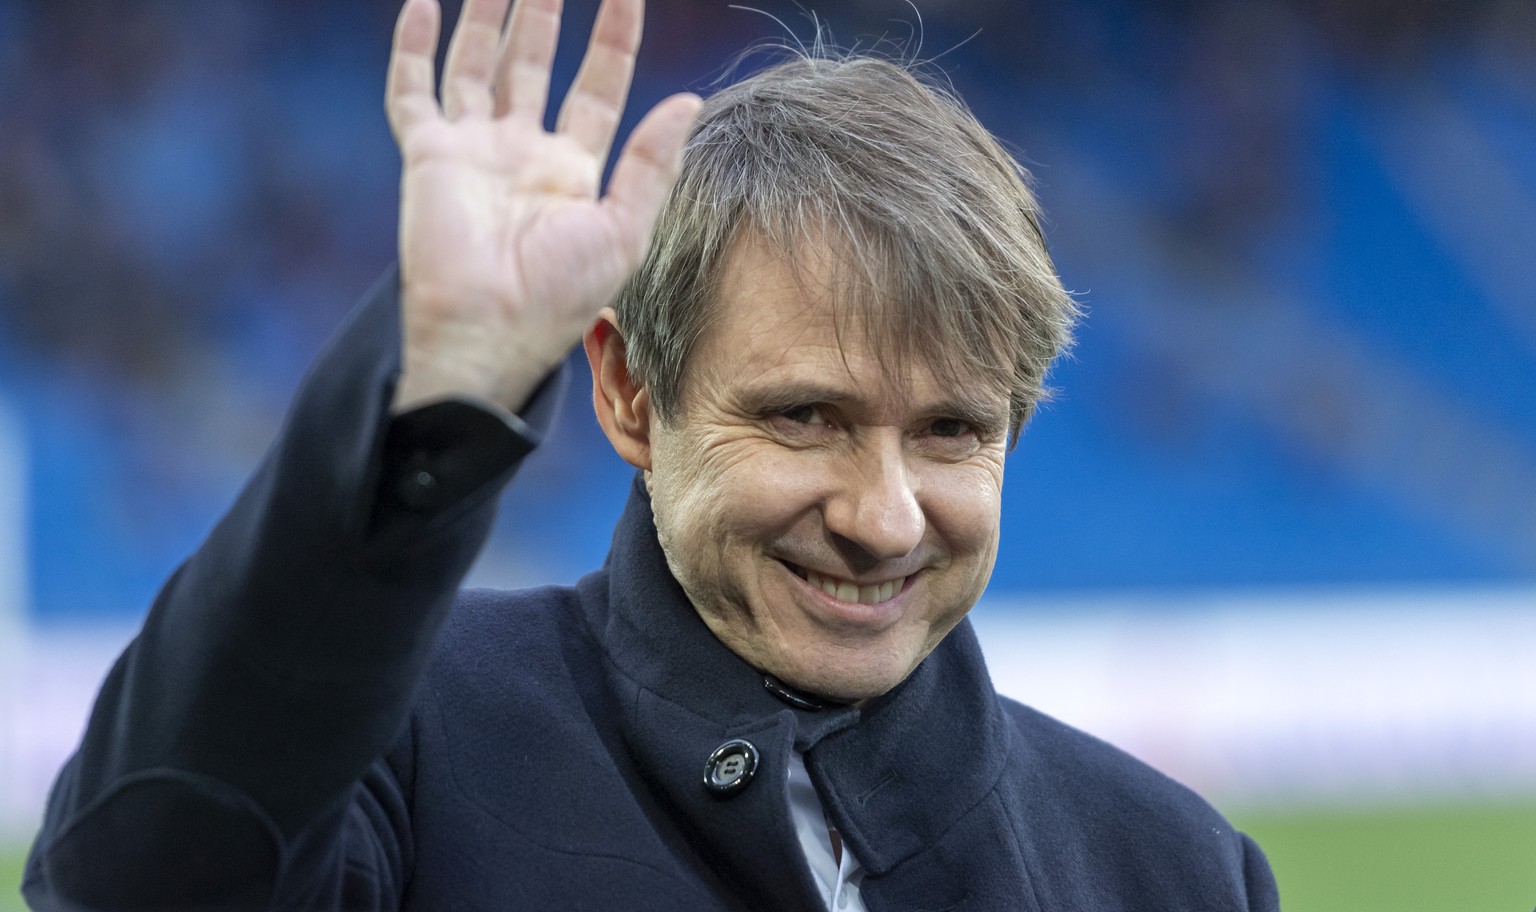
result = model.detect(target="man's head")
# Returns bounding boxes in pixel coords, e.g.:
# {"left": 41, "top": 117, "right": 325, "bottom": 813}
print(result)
{"left": 587, "top": 52, "right": 1077, "bottom": 701}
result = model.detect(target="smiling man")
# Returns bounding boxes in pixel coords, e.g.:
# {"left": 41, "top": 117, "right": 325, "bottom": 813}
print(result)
{"left": 602, "top": 230, "right": 1013, "bottom": 704}
{"left": 26, "top": 0, "right": 1277, "bottom": 909}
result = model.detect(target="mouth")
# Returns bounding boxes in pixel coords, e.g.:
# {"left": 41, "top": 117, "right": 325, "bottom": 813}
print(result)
{"left": 780, "top": 561, "right": 909, "bottom": 606}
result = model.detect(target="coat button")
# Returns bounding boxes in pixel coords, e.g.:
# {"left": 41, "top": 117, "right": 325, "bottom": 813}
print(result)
{"left": 396, "top": 467, "right": 440, "bottom": 510}
{"left": 703, "top": 739, "right": 759, "bottom": 797}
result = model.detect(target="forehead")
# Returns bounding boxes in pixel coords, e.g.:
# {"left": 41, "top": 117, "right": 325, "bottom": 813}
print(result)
{"left": 684, "top": 231, "right": 1008, "bottom": 419}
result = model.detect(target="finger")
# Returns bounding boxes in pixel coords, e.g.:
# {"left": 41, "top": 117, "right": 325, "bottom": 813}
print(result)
{"left": 386, "top": 0, "right": 444, "bottom": 140}
{"left": 441, "top": 0, "right": 513, "bottom": 120}
{"left": 556, "top": 0, "right": 643, "bottom": 161}
{"left": 492, "top": 0, "right": 563, "bottom": 121}
{"left": 603, "top": 93, "right": 702, "bottom": 260}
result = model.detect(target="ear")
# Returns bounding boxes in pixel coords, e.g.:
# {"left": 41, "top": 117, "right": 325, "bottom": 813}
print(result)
{"left": 584, "top": 308, "right": 653, "bottom": 471}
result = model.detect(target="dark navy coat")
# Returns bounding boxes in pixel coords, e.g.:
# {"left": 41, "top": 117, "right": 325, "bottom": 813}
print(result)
{"left": 25, "top": 273, "right": 1279, "bottom": 911}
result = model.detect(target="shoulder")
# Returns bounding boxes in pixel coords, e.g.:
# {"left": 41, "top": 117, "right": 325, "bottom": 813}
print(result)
{"left": 423, "top": 581, "right": 603, "bottom": 706}
{"left": 994, "top": 694, "right": 1254, "bottom": 858}
{"left": 440, "top": 583, "right": 586, "bottom": 647}
{"left": 990, "top": 697, "right": 1277, "bottom": 905}
{"left": 400, "top": 578, "right": 625, "bottom": 781}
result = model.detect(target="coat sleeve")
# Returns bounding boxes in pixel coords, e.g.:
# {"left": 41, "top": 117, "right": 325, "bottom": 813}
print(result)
{"left": 1241, "top": 831, "right": 1281, "bottom": 911}
{"left": 22, "top": 267, "right": 560, "bottom": 911}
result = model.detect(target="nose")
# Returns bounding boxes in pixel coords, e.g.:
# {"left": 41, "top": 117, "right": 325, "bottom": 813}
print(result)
{"left": 823, "top": 432, "right": 925, "bottom": 563}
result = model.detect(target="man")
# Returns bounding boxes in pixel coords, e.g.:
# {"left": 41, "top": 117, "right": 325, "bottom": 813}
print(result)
{"left": 25, "top": 0, "right": 1278, "bottom": 908}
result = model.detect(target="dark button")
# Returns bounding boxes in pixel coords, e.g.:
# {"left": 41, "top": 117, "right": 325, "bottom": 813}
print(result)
{"left": 396, "top": 467, "right": 439, "bottom": 510}
{"left": 703, "top": 739, "right": 759, "bottom": 797}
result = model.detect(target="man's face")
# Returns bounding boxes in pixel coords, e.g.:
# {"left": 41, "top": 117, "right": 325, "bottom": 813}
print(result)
{"left": 644, "top": 235, "right": 1010, "bottom": 702}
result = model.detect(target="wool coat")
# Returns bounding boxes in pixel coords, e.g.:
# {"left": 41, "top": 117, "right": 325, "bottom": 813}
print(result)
{"left": 25, "top": 271, "right": 1279, "bottom": 911}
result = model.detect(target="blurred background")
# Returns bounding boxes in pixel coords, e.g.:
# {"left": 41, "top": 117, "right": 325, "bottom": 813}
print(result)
{"left": 0, "top": 0, "right": 1533, "bottom": 908}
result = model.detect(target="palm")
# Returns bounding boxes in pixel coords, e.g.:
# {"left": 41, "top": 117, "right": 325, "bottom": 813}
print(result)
{"left": 400, "top": 122, "right": 618, "bottom": 326}
{"left": 386, "top": 0, "right": 698, "bottom": 411}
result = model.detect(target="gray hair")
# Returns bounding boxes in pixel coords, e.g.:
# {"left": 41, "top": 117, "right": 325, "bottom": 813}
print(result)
{"left": 615, "top": 51, "right": 1078, "bottom": 446}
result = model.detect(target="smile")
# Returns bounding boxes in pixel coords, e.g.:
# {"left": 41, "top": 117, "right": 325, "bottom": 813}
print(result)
{"left": 783, "top": 563, "right": 908, "bottom": 606}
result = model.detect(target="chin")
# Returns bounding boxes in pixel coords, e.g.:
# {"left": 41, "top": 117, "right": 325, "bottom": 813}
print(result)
{"left": 775, "top": 654, "right": 910, "bottom": 705}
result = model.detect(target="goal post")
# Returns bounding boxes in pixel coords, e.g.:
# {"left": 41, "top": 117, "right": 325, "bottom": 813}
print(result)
{"left": 0, "top": 395, "right": 28, "bottom": 840}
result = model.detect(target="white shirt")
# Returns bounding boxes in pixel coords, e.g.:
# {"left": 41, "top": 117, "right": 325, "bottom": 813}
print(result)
{"left": 787, "top": 752, "right": 868, "bottom": 911}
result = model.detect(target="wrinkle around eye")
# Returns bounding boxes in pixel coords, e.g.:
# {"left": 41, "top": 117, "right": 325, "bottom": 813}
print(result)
{"left": 913, "top": 426, "right": 1002, "bottom": 463}
{"left": 761, "top": 405, "right": 842, "bottom": 442}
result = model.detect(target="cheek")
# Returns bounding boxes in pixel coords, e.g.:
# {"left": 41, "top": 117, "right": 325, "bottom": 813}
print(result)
{"left": 922, "top": 462, "right": 1004, "bottom": 557}
{"left": 650, "top": 436, "right": 797, "bottom": 569}
{"left": 689, "top": 440, "right": 817, "bottom": 529}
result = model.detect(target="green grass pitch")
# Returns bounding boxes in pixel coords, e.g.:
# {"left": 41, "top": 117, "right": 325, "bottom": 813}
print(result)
{"left": 1230, "top": 798, "right": 1536, "bottom": 911}
{"left": 1, "top": 846, "right": 24, "bottom": 912}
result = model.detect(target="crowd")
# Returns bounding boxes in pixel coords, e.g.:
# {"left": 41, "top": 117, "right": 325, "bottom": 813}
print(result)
{"left": 2, "top": 0, "right": 1532, "bottom": 619}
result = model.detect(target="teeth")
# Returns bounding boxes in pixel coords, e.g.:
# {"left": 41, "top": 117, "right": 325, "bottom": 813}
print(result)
{"left": 801, "top": 569, "right": 907, "bottom": 605}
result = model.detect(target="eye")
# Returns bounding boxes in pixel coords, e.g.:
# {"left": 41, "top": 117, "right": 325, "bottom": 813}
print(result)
{"left": 777, "top": 404, "right": 830, "bottom": 427}
{"left": 928, "top": 417, "right": 972, "bottom": 438}
{"left": 762, "top": 403, "right": 841, "bottom": 443}
{"left": 915, "top": 416, "right": 991, "bottom": 459}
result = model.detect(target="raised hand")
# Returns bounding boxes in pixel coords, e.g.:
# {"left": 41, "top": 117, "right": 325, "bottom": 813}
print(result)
{"left": 385, "top": 0, "right": 700, "bottom": 413}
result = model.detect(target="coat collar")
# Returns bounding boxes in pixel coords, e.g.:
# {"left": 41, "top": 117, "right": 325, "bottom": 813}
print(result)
{"left": 577, "top": 474, "right": 1012, "bottom": 892}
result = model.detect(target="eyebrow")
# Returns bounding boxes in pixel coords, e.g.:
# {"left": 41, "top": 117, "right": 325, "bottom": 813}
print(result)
{"left": 734, "top": 380, "right": 1010, "bottom": 435}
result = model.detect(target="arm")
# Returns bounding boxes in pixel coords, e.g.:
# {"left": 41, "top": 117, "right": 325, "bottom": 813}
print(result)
{"left": 23, "top": 1, "right": 698, "bottom": 908}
